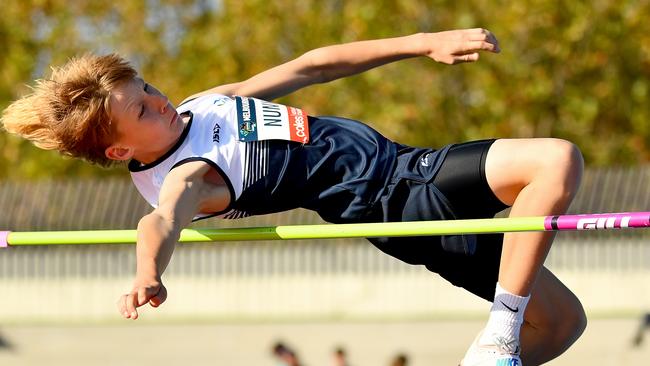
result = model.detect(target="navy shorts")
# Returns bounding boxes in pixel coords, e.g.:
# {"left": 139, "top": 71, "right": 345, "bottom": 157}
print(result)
{"left": 367, "top": 139, "right": 509, "bottom": 301}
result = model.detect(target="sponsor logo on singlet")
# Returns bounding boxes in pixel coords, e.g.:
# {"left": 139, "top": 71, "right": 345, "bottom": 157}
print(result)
{"left": 212, "top": 96, "right": 229, "bottom": 107}
{"left": 212, "top": 122, "right": 221, "bottom": 143}
{"left": 235, "top": 96, "right": 309, "bottom": 143}
{"left": 421, "top": 153, "right": 430, "bottom": 167}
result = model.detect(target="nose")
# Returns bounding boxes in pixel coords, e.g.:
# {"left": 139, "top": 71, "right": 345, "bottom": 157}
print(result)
{"left": 152, "top": 93, "right": 169, "bottom": 114}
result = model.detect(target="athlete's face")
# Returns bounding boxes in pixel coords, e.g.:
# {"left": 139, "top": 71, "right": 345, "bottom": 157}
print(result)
{"left": 105, "top": 77, "right": 185, "bottom": 163}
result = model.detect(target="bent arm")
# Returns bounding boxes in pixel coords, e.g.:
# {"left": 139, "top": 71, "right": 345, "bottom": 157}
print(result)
{"left": 119, "top": 162, "right": 225, "bottom": 319}
{"left": 183, "top": 28, "right": 499, "bottom": 102}
{"left": 135, "top": 162, "right": 219, "bottom": 280}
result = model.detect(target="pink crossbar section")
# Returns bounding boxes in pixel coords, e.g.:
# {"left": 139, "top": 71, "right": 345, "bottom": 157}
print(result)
{"left": 544, "top": 212, "right": 650, "bottom": 231}
{"left": 0, "top": 231, "right": 10, "bottom": 248}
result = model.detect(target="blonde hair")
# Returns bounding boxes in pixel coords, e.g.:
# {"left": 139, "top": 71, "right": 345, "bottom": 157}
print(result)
{"left": 1, "top": 53, "right": 137, "bottom": 166}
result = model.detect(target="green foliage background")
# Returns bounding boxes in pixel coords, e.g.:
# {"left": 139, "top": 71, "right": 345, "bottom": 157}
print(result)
{"left": 1, "top": 0, "right": 649, "bottom": 179}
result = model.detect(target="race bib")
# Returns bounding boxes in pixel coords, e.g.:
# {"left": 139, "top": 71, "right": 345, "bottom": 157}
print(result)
{"left": 235, "top": 96, "right": 309, "bottom": 144}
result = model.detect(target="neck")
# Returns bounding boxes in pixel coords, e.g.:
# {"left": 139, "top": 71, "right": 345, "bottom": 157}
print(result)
{"left": 133, "top": 114, "right": 190, "bottom": 164}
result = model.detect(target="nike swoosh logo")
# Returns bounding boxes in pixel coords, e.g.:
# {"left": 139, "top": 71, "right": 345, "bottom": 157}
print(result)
{"left": 420, "top": 153, "right": 430, "bottom": 167}
{"left": 500, "top": 300, "right": 519, "bottom": 313}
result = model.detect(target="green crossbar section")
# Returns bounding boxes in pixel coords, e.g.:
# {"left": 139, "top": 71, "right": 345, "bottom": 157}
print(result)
{"left": 5, "top": 216, "right": 545, "bottom": 245}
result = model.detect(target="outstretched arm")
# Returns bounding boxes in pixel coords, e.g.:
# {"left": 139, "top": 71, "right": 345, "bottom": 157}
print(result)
{"left": 116, "top": 161, "right": 228, "bottom": 320}
{"left": 183, "top": 28, "right": 500, "bottom": 102}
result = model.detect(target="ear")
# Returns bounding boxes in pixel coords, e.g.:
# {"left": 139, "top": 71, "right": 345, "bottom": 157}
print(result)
{"left": 105, "top": 145, "right": 134, "bottom": 161}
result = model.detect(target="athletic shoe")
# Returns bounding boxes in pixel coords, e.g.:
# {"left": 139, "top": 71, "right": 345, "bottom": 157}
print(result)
{"left": 459, "top": 333, "right": 522, "bottom": 366}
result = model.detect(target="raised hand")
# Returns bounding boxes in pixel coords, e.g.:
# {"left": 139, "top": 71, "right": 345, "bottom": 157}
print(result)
{"left": 423, "top": 28, "right": 500, "bottom": 65}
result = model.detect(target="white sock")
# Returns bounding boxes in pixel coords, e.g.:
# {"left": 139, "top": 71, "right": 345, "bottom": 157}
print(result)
{"left": 479, "top": 282, "right": 530, "bottom": 346}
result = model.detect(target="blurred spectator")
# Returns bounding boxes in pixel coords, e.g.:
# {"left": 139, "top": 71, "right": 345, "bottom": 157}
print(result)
{"left": 272, "top": 341, "right": 302, "bottom": 366}
{"left": 0, "top": 330, "right": 12, "bottom": 351}
{"left": 390, "top": 353, "right": 408, "bottom": 366}
{"left": 333, "top": 346, "right": 350, "bottom": 366}
{"left": 632, "top": 312, "right": 650, "bottom": 347}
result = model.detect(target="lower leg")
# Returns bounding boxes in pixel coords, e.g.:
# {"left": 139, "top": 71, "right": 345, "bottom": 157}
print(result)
{"left": 482, "top": 139, "right": 584, "bottom": 355}
{"left": 488, "top": 138, "right": 584, "bottom": 295}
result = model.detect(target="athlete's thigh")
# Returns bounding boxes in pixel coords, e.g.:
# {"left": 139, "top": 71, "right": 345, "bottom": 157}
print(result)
{"left": 484, "top": 138, "right": 580, "bottom": 206}
{"left": 432, "top": 139, "right": 508, "bottom": 219}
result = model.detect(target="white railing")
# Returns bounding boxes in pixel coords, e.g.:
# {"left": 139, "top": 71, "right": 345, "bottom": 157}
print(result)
{"left": 1, "top": 167, "right": 650, "bottom": 321}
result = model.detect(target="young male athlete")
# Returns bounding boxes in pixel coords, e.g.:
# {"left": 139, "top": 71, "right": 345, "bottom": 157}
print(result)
{"left": 1, "top": 28, "right": 586, "bottom": 365}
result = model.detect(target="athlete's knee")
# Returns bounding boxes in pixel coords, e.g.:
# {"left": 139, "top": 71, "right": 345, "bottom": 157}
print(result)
{"left": 522, "top": 300, "right": 586, "bottom": 364}
{"left": 548, "top": 139, "right": 583, "bottom": 176}
{"left": 537, "top": 139, "right": 584, "bottom": 198}
{"left": 574, "top": 303, "right": 588, "bottom": 340}
{"left": 551, "top": 305, "right": 587, "bottom": 355}
{"left": 542, "top": 292, "right": 587, "bottom": 349}
{"left": 559, "top": 297, "right": 588, "bottom": 345}
{"left": 526, "top": 270, "right": 588, "bottom": 350}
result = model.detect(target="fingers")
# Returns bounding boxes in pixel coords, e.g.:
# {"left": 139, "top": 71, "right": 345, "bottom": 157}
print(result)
{"left": 462, "top": 29, "right": 500, "bottom": 53}
{"left": 116, "top": 292, "right": 140, "bottom": 320}
{"left": 486, "top": 32, "right": 500, "bottom": 52}
{"left": 137, "top": 287, "right": 151, "bottom": 307}
{"left": 428, "top": 28, "right": 500, "bottom": 65}
{"left": 116, "top": 294, "right": 127, "bottom": 318}
{"left": 465, "top": 27, "right": 498, "bottom": 40}
{"left": 126, "top": 292, "right": 140, "bottom": 319}
{"left": 455, "top": 53, "right": 480, "bottom": 64}
{"left": 116, "top": 284, "right": 167, "bottom": 319}
{"left": 459, "top": 40, "right": 499, "bottom": 53}
{"left": 444, "top": 28, "right": 500, "bottom": 53}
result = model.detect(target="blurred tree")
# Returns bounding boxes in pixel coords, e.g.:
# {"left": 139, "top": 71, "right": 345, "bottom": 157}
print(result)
{"left": 1, "top": 0, "right": 649, "bottom": 179}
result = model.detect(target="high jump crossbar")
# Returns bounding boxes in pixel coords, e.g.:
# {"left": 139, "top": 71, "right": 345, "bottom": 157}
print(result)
{"left": 1, "top": 212, "right": 649, "bottom": 247}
